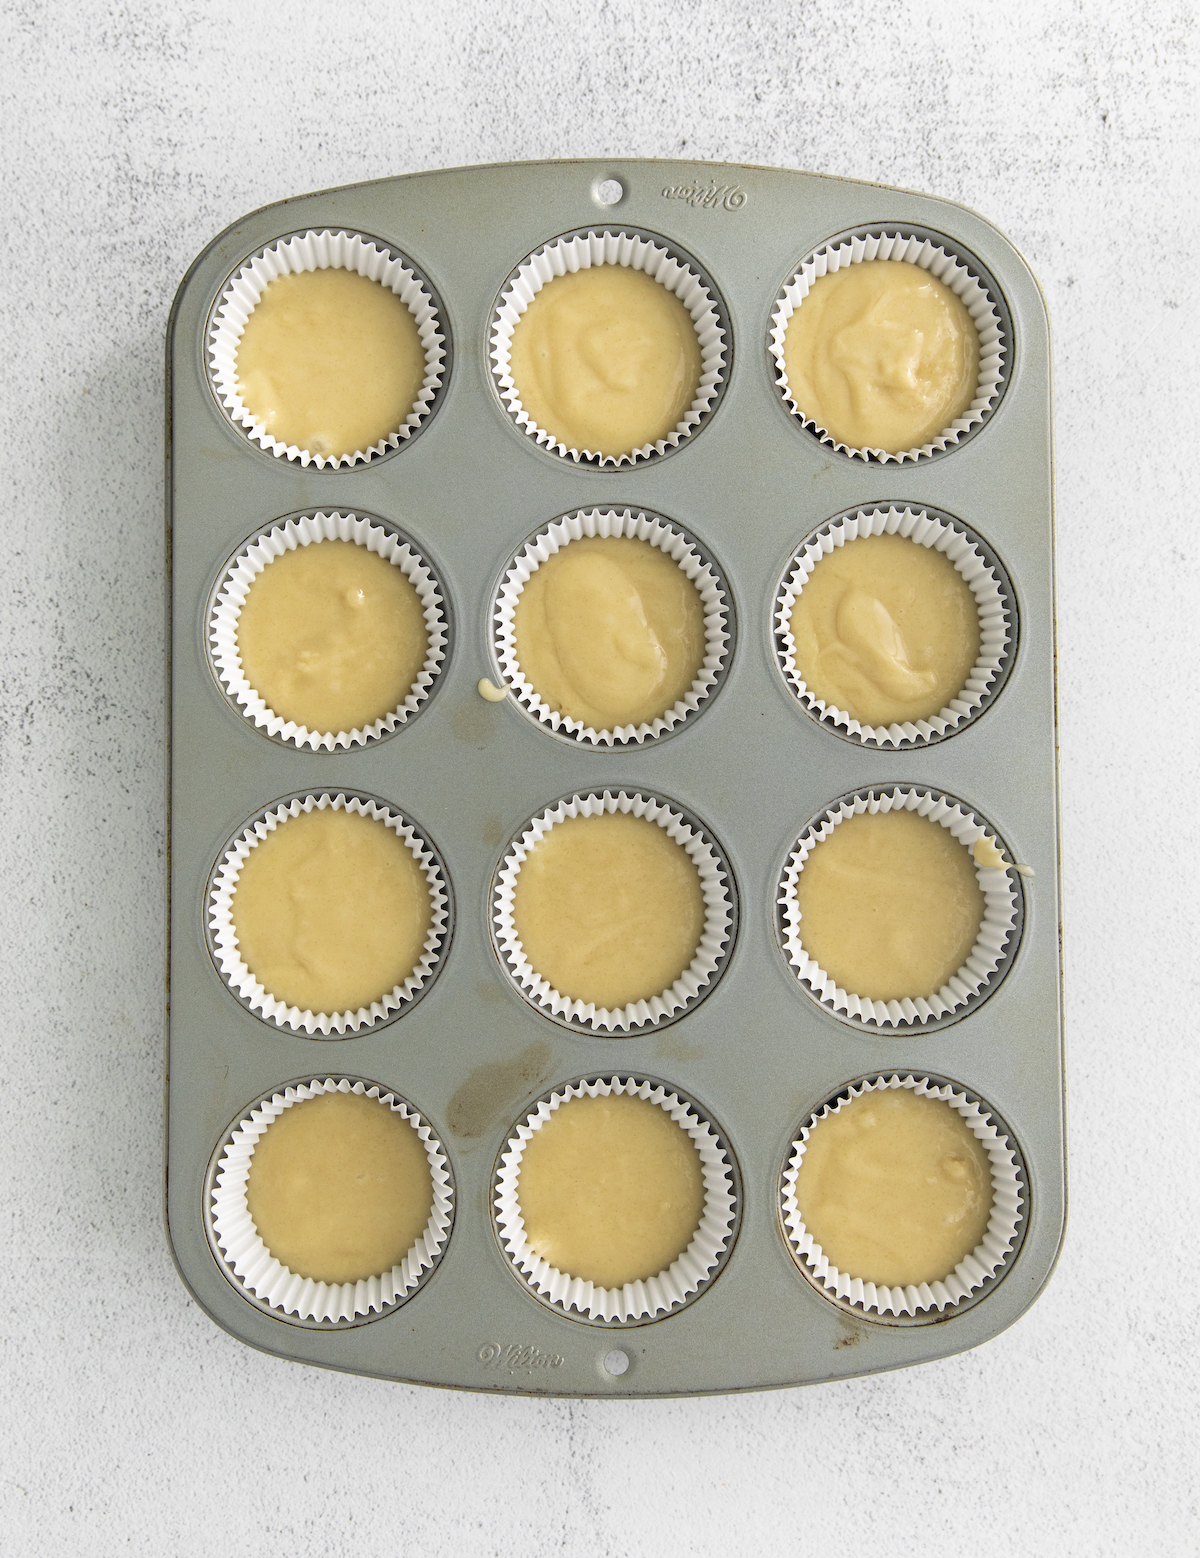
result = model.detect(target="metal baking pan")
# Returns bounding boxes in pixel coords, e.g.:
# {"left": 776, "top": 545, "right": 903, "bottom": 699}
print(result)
{"left": 165, "top": 158, "right": 1063, "bottom": 1396}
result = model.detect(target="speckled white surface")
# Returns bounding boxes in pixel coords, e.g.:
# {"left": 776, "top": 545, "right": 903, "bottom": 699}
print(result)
{"left": 2, "top": 2, "right": 1198, "bottom": 1553}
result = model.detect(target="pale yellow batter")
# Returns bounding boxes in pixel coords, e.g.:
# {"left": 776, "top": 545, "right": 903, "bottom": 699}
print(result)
{"left": 235, "top": 268, "right": 426, "bottom": 457}
{"left": 789, "top": 532, "right": 980, "bottom": 726}
{"left": 783, "top": 261, "right": 979, "bottom": 452}
{"left": 246, "top": 1091, "right": 433, "bottom": 1286}
{"left": 972, "top": 835, "right": 1008, "bottom": 869}
{"left": 508, "top": 265, "right": 702, "bottom": 457}
{"left": 795, "top": 1088, "right": 993, "bottom": 1288}
{"left": 796, "top": 809, "right": 984, "bottom": 1002}
{"left": 514, "top": 536, "right": 706, "bottom": 729}
{"left": 518, "top": 1093, "right": 705, "bottom": 1288}
{"left": 236, "top": 541, "right": 428, "bottom": 734}
{"left": 513, "top": 811, "right": 705, "bottom": 1010}
{"left": 231, "top": 807, "right": 432, "bottom": 1014}
{"left": 973, "top": 833, "right": 1034, "bottom": 878}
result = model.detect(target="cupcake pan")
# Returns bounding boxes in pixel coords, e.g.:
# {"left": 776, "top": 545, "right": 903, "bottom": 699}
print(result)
{"left": 167, "top": 159, "right": 1062, "bottom": 1396}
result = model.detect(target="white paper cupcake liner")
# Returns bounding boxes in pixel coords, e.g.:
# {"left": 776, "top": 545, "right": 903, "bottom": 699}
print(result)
{"left": 490, "top": 228, "right": 727, "bottom": 466}
{"left": 207, "top": 229, "right": 447, "bottom": 468}
{"left": 208, "top": 512, "right": 449, "bottom": 751}
{"left": 208, "top": 793, "right": 451, "bottom": 1036}
{"left": 494, "top": 1075, "right": 737, "bottom": 1324}
{"left": 778, "top": 786, "right": 1021, "bottom": 1028}
{"left": 781, "top": 1074, "right": 1024, "bottom": 1317}
{"left": 774, "top": 506, "right": 1013, "bottom": 746}
{"left": 493, "top": 790, "right": 735, "bottom": 1033}
{"left": 769, "top": 229, "right": 1007, "bottom": 463}
{"left": 209, "top": 1077, "right": 454, "bottom": 1324}
{"left": 492, "top": 507, "right": 731, "bottom": 746}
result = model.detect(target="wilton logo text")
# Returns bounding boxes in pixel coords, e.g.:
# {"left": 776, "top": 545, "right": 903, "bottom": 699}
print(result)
{"left": 477, "top": 1342, "right": 564, "bottom": 1372}
{"left": 662, "top": 183, "right": 747, "bottom": 211}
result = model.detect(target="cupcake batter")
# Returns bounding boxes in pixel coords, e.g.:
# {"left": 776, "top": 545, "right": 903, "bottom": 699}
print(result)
{"left": 514, "top": 535, "right": 706, "bottom": 729}
{"left": 794, "top": 1088, "right": 993, "bottom": 1288}
{"left": 508, "top": 265, "right": 702, "bottom": 457}
{"left": 512, "top": 811, "right": 705, "bottom": 1010}
{"left": 795, "top": 808, "right": 984, "bottom": 1002}
{"left": 231, "top": 807, "right": 432, "bottom": 1014}
{"left": 235, "top": 267, "right": 426, "bottom": 457}
{"left": 782, "top": 260, "right": 979, "bottom": 452}
{"left": 789, "top": 532, "right": 980, "bottom": 726}
{"left": 972, "top": 835, "right": 1008, "bottom": 869}
{"left": 246, "top": 1091, "right": 433, "bottom": 1286}
{"left": 518, "top": 1093, "right": 705, "bottom": 1288}
{"left": 236, "top": 540, "right": 428, "bottom": 734}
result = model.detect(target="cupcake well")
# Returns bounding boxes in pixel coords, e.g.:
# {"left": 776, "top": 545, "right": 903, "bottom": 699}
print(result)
{"left": 208, "top": 511, "right": 449, "bottom": 751}
{"left": 769, "top": 228, "right": 1008, "bottom": 463}
{"left": 492, "top": 507, "right": 731, "bottom": 747}
{"left": 207, "top": 792, "right": 451, "bottom": 1036}
{"left": 492, "top": 789, "right": 736, "bottom": 1034}
{"left": 494, "top": 1075, "right": 738, "bottom": 1324}
{"left": 781, "top": 1073, "right": 1024, "bottom": 1319}
{"left": 777, "top": 785, "right": 1023, "bottom": 1028}
{"left": 773, "top": 505, "right": 1015, "bottom": 747}
{"left": 208, "top": 1077, "right": 454, "bottom": 1325}
{"left": 490, "top": 228, "right": 727, "bottom": 466}
{"left": 207, "top": 228, "right": 448, "bottom": 468}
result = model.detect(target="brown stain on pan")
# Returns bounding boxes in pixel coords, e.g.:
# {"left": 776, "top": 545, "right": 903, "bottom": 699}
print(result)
{"left": 446, "top": 1041, "right": 555, "bottom": 1139}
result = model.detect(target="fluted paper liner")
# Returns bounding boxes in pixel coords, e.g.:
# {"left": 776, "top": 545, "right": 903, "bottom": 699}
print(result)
{"left": 769, "top": 230, "right": 1007, "bottom": 463}
{"left": 209, "top": 1077, "right": 454, "bottom": 1324}
{"left": 208, "top": 229, "right": 446, "bottom": 468}
{"left": 208, "top": 793, "right": 450, "bottom": 1035}
{"left": 208, "top": 512, "right": 448, "bottom": 751}
{"left": 781, "top": 1074, "right": 1023, "bottom": 1317}
{"left": 490, "top": 229, "right": 726, "bottom": 466}
{"left": 774, "top": 506, "right": 1012, "bottom": 746}
{"left": 493, "top": 507, "right": 730, "bottom": 746}
{"left": 495, "top": 1076, "right": 736, "bottom": 1323}
{"left": 778, "top": 787, "right": 1021, "bottom": 1027}
{"left": 493, "top": 790, "right": 734, "bottom": 1032}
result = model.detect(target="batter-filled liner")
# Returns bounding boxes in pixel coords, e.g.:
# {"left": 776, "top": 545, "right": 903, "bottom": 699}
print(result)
{"left": 490, "top": 228, "right": 727, "bottom": 466}
{"left": 493, "top": 507, "right": 730, "bottom": 746}
{"left": 780, "top": 1073, "right": 1023, "bottom": 1318}
{"left": 777, "top": 786, "right": 1022, "bottom": 1028}
{"left": 209, "top": 1077, "right": 454, "bottom": 1324}
{"left": 494, "top": 1075, "right": 737, "bottom": 1324}
{"left": 207, "top": 228, "right": 447, "bottom": 468}
{"left": 208, "top": 512, "right": 449, "bottom": 751}
{"left": 208, "top": 792, "right": 451, "bottom": 1036}
{"left": 493, "top": 789, "right": 735, "bottom": 1033}
{"left": 774, "top": 506, "right": 1013, "bottom": 746}
{"left": 769, "top": 229, "right": 1007, "bottom": 463}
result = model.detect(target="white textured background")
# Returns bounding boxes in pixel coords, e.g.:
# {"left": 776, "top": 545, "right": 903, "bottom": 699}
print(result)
{"left": 2, "top": 2, "right": 1198, "bottom": 1553}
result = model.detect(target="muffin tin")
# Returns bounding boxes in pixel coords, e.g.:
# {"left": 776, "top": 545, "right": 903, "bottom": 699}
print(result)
{"left": 166, "top": 158, "right": 1063, "bottom": 1395}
